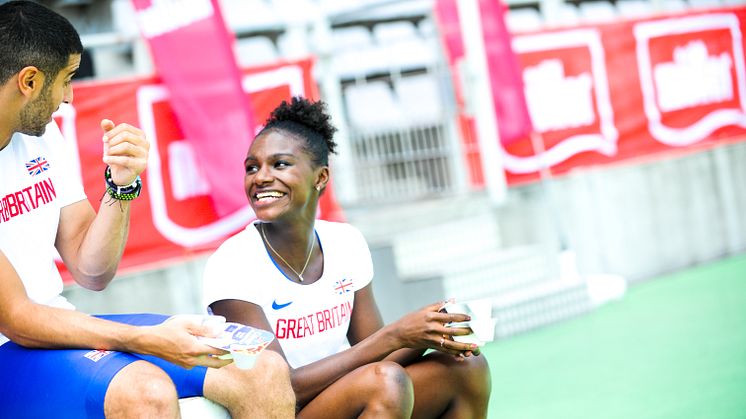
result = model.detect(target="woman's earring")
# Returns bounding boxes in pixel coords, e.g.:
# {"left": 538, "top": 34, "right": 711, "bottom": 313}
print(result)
{"left": 315, "top": 185, "right": 321, "bottom": 192}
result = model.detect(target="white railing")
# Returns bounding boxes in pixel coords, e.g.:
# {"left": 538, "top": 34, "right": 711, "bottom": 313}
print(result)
{"left": 347, "top": 121, "right": 459, "bottom": 204}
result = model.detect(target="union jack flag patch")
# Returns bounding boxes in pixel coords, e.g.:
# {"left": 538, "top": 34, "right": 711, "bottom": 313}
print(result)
{"left": 334, "top": 278, "right": 353, "bottom": 294}
{"left": 26, "top": 156, "right": 50, "bottom": 176}
{"left": 84, "top": 349, "right": 113, "bottom": 362}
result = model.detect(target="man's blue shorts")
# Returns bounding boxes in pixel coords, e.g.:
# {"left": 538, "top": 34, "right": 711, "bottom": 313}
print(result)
{"left": 0, "top": 313, "right": 208, "bottom": 419}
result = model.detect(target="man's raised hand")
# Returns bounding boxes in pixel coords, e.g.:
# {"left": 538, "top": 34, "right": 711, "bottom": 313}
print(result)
{"left": 101, "top": 119, "right": 149, "bottom": 186}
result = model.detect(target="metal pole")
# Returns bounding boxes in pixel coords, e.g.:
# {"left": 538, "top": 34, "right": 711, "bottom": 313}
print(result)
{"left": 456, "top": 0, "right": 508, "bottom": 206}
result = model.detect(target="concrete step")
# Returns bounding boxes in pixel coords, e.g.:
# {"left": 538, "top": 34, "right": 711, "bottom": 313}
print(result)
{"left": 490, "top": 279, "right": 593, "bottom": 338}
{"left": 438, "top": 245, "right": 559, "bottom": 301}
{"left": 393, "top": 212, "right": 501, "bottom": 278}
{"left": 347, "top": 194, "right": 495, "bottom": 245}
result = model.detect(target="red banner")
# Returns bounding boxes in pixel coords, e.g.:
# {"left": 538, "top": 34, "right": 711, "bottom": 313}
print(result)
{"left": 478, "top": 0, "right": 533, "bottom": 146}
{"left": 54, "top": 59, "right": 342, "bottom": 280}
{"left": 131, "top": 0, "right": 254, "bottom": 217}
{"left": 437, "top": 6, "right": 746, "bottom": 186}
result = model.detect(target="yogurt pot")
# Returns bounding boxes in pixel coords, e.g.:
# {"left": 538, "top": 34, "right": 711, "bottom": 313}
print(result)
{"left": 199, "top": 322, "right": 275, "bottom": 369}
{"left": 230, "top": 348, "right": 258, "bottom": 370}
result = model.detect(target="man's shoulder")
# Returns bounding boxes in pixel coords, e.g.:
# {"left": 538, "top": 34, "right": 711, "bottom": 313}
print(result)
{"left": 6, "top": 123, "right": 64, "bottom": 153}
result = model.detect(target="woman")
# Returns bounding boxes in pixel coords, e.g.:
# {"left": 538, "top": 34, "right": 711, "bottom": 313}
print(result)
{"left": 203, "top": 97, "right": 491, "bottom": 418}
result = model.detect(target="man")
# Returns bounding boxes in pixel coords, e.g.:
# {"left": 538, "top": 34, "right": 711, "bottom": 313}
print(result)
{"left": 0, "top": 2, "right": 295, "bottom": 418}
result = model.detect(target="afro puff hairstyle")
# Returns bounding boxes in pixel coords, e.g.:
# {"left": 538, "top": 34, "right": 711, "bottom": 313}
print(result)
{"left": 259, "top": 96, "right": 338, "bottom": 167}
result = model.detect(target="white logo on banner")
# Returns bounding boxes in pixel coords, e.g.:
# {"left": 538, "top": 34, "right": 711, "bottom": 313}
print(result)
{"left": 137, "top": 65, "right": 306, "bottom": 247}
{"left": 506, "top": 29, "right": 618, "bottom": 174}
{"left": 524, "top": 59, "right": 595, "bottom": 131}
{"left": 654, "top": 41, "right": 734, "bottom": 112}
{"left": 168, "top": 141, "right": 211, "bottom": 200}
{"left": 634, "top": 13, "right": 746, "bottom": 146}
{"left": 136, "top": 0, "right": 214, "bottom": 38}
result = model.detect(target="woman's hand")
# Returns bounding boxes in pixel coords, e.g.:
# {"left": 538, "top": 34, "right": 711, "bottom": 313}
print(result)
{"left": 387, "top": 301, "right": 480, "bottom": 359}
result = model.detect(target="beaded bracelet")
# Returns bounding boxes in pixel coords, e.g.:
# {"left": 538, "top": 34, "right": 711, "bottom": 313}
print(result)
{"left": 104, "top": 166, "right": 142, "bottom": 201}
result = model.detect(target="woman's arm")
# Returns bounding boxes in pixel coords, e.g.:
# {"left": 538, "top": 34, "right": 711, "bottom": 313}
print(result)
{"left": 211, "top": 285, "right": 476, "bottom": 408}
{"left": 346, "top": 285, "right": 426, "bottom": 366}
{"left": 210, "top": 295, "right": 400, "bottom": 407}
{"left": 350, "top": 286, "right": 478, "bottom": 365}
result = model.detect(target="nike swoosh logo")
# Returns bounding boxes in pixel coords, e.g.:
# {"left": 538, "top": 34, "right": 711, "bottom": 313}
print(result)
{"left": 272, "top": 300, "right": 293, "bottom": 310}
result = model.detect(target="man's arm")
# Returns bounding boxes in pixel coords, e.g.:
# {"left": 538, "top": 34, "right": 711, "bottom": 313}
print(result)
{"left": 0, "top": 250, "right": 229, "bottom": 368}
{"left": 55, "top": 120, "right": 147, "bottom": 290}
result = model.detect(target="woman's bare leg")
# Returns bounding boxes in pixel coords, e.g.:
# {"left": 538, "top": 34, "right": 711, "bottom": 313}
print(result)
{"left": 298, "top": 361, "right": 414, "bottom": 419}
{"left": 406, "top": 352, "right": 491, "bottom": 419}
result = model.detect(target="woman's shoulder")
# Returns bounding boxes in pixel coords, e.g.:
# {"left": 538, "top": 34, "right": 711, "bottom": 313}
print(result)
{"left": 315, "top": 220, "right": 365, "bottom": 239}
{"left": 315, "top": 220, "right": 359, "bottom": 232}
{"left": 212, "top": 224, "right": 263, "bottom": 256}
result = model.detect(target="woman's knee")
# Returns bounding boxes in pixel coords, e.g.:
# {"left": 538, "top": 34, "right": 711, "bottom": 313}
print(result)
{"left": 446, "top": 354, "right": 492, "bottom": 405}
{"left": 431, "top": 351, "right": 492, "bottom": 399}
{"left": 360, "top": 361, "right": 414, "bottom": 413}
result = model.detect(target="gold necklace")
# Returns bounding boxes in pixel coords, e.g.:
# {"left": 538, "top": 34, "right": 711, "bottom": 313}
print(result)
{"left": 260, "top": 223, "right": 315, "bottom": 282}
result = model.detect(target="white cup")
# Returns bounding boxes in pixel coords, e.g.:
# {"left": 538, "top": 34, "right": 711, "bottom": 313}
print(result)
{"left": 231, "top": 350, "right": 257, "bottom": 370}
{"left": 443, "top": 302, "right": 471, "bottom": 316}
{"left": 469, "top": 318, "right": 497, "bottom": 342}
{"left": 443, "top": 299, "right": 497, "bottom": 346}
{"left": 465, "top": 299, "right": 492, "bottom": 320}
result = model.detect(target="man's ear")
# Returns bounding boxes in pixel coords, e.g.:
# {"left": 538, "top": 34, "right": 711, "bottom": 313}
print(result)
{"left": 16, "top": 66, "right": 44, "bottom": 97}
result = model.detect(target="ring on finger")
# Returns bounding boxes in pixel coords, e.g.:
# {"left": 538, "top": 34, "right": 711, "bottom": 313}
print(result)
{"left": 440, "top": 337, "right": 445, "bottom": 347}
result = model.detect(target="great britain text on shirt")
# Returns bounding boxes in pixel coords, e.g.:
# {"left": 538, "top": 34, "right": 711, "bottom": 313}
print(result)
{"left": 0, "top": 178, "right": 56, "bottom": 223}
{"left": 275, "top": 300, "right": 353, "bottom": 340}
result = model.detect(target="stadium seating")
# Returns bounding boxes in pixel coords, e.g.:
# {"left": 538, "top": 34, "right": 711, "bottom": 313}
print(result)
{"left": 219, "top": 0, "right": 281, "bottom": 32}
{"left": 235, "top": 36, "right": 279, "bottom": 67}
{"left": 555, "top": 3, "right": 581, "bottom": 25}
{"left": 688, "top": 0, "right": 723, "bottom": 8}
{"left": 660, "top": 0, "right": 689, "bottom": 12}
{"left": 506, "top": 8, "right": 544, "bottom": 32}
{"left": 331, "top": 25, "right": 373, "bottom": 51}
{"left": 616, "top": 0, "right": 655, "bottom": 17}
{"left": 373, "top": 21, "right": 438, "bottom": 72}
{"left": 344, "top": 81, "right": 404, "bottom": 130}
{"left": 417, "top": 17, "right": 436, "bottom": 37}
{"left": 394, "top": 73, "right": 445, "bottom": 124}
{"left": 578, "top": 1, "right": 618, "bottom": 21}
{"left": 329, "top": 26, "right": 385, "bottom": 78}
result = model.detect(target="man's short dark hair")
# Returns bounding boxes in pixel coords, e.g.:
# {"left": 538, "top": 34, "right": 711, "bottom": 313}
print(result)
{"left": 0, "top": 1, "right": 83, "bottom": 85}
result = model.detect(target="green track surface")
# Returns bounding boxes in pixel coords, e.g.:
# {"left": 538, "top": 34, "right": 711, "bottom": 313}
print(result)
{"left": 482, "top": 254, "right": 746, "bottom": 419}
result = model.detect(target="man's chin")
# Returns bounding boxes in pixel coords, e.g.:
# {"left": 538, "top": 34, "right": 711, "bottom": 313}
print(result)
{"left": 20, "top": 125, "right": 48, "bottom": 137}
